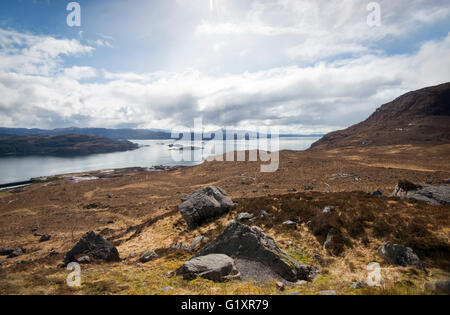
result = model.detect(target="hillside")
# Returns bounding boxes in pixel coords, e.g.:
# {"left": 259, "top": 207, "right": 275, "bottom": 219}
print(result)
{"left": 311, "top": 83, "right": 450, "bottom": 150}
{"left": 0, "top": 134, "right": 139, "bottom": 157}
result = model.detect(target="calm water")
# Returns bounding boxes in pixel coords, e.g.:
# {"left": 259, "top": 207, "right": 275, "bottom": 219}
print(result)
{"left": 0, "top": 137, "right": 319, "bottom": 185}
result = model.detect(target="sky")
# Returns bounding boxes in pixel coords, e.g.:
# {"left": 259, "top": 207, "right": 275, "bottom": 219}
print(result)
{"left": 0, "top": 0, "right": 449, "bottom": 133}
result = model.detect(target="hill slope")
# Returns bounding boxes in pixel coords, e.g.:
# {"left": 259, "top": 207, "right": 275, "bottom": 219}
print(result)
{"left": 311, "top": 82, "right": 450, "bottom": 150}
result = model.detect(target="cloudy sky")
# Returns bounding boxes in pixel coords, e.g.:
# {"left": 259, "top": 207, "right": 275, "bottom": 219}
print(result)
{"left": 0, "top": 0, "right": 449, "bottom": 133}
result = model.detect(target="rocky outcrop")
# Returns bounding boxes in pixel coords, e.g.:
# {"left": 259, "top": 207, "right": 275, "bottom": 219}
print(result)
{"left": 179, "top": 186, "right": 234, "bottom": 229}
{"left": 176, "top": 254, "right": 240, "bottom": 282}
{"left": 392, "top": 183, "right": 450, "bottom": 206}
{"left": 378, "top": 242, "right": 423, "bottom": 270}
{"left": 196, "top": 221, "right": 318, "bottom": 282}
{"left": 64, "top": 231, "right": 120, "bottom": 264}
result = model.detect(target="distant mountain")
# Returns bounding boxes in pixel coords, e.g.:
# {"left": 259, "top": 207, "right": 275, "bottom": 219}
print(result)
{"left": 311, "top": 82, "right": 450, "bottom": 150}
{"left": 0, "top": 134, "right": 138, "bottom": 157}
{"left": 0, "top": 127, "right": 173, "bottom": 140}
{"left": 0, "top": 127, "right": 321, "bottom": 140}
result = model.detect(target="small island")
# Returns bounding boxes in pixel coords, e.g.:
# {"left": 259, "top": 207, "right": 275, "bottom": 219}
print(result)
{"left": 0, "top": 134, "right": 139, "bottom": 157}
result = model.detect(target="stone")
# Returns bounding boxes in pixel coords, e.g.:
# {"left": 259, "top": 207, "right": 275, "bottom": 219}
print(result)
{"left": 76, "top": 256, "right": 91, "bottom": 264}
{"left": 170, "top": 242, "right": 189, "bottom": 251}
{"left": 276, "top": 281, "right": 285, "bottom": 291}
{"left": 0, "top": 248, "right": 14, "bottom": 256}
{"left": 378, "top": 242, "right": 423, "bottom": 270}
{"left": 282, "top": 220, "right": 297, "bottom": 227}
{"left": 368, "top": 190, "right": 383, "bottom": 197}
{"left": 350, "top": 281, "right": 368, "bottom": 289}
{"left": 259, "top": 210, "right": 270, "bottom": 219}
{"left": 64, "top": 231, "right": 120, "bottom": 264}
{"left": 129, "top": 253, "right": 136, "bottom": 258}
{"left": 139, "top": 250, "right": 158, "bottom": 263}
{"left": 162, "top": 286, "right": 174, "bottom": 293}
{"left": 7, "top": 248, "right": 24, "bottom": 258}
{"left": 304, "top": 186, "right": 314, "bottom": 191}
{"left": 444, "top": 179, "right": 450, "bottom": 184}
{"left": 196, "top": 221, "right": 318, "bottom": 282}
{"left": 322, "top": 206, "right": 335, "bottom": 214}
{"left": 323, "top": 231, "right": 335, "bottom": 250}
{"left": 39, "top": 234, "right": 51, "bottom": 243}
{"left": 424, "top": 280, "right": 450, "bottom": 294}
{"left": 235, "top": 212, "right": 254, "bottom": 222}
{"left": 179, "top": 186, "right": 234, "bottom": 229}
{"left": 288, "top": 188, "right": 297, "bottom": 192}
{"left": 176, "top": 254, "right": 240, "bottom": 282}
{"left": 49, "top": 250, "right": 59, "bottom": 257}
{"left": 392, "top": 183, "right": 450, "bottom": 206}
{"left": 189, "top": 236, "right": 209, "bottom": 251}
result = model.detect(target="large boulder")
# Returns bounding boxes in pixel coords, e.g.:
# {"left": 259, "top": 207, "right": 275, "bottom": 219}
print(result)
{"left": 378, "top": 242, "right": 423, "bottom": 270}
{"left": 176, "top": 254, "right": 240, "bottom": 282}
{"left": 392, "top": 182, "right": 450, "bottom": 206}
{"left": 179, "top": 186, "right": 234, "bottom": 229}
{"left": 64, "top": 231, "right": 120, "bottom": 264}
{"left": 196, "top": 221, "right": 318, "bottom": 282}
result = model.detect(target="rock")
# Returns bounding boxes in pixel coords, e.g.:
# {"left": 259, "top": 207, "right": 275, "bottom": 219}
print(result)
{"left": 276, "top": 281, "right": 285, "bottom": 291}
{"left": 170, "top": 242, "right": 189, "bottom": 251}
{"left": 282, "top": 220, "right": 297, "bottom": 227}
{"left": 378, "top": 242, "right": 423, "bottom": 270}
{"left": 323, "top": 230, "right": 335, "bottom": 250}
{"left": 7, "top": 249, "right": 24, "bottom": 258}
{"left": 64, "top": 231, "right": 120, "bottom": 264}
{"left": 322, "top": 206, "right": 335, "bottom": 214}
{"left": 0, "top": 248, "right": 14, "bottom": 256}
{"left": 179, "top": 186, "right": 234, "bottom": 229}
{"left": 317, "top": 290, "right": 337, "bottom": 295}
{"left": 424, "top": 280, "right": 450, "bottom": 294}
{"left": 368, "top": 190, "right": 383, "bottom": 197}
{"left": 444, "top": 179, "right": 450, "bottom": 184}
{"left": 196, "top": 221, "right": 318, "bottom": 282}
{"left": 189, "top": 236, "right": 209, "bottom": 251}
{"left": 259, "top": 210, "right": 270, "bottom": 219}
{"left": 49, "top": 250, "right": 59, "bottom": 257}
{"left": 129, "top": 253, "right": 136, "bottom": 259}
{"left": 263, "top": 185, "right": 270, "bottom": 189}
{"left": 162, "top": 286, "right": 174, "bottom": 293}
{"left": 304, "top": 186, "right": 314, "bottom": 191}
{"left": 76, "top": 256, "right": 91, "bottom": 264}
{"left": 167, "top": 270, "right": 175, "bottom": 278}
{"left": 235, "top": 212, "right": 254, "bottom": 222}
{"left": 139, "top": 250, "right": 158, "bottom": 263}
{"left": 288, "top": 188, "right": 297, "bottom": 192}
{"left": 350, "top": 281, "right": 368, "bottom": 289}
{"left": 39, "top": 234, "right": 51, "bottom": 243}
{"left": 176, "top": 254, "right": 240, "bottom": 282}
{"left": 392, "top": 182, "right": 450, "bottom": 205}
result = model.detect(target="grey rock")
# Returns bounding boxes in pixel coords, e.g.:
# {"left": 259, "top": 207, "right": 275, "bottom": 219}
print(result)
{"left": 288, "top": 188, "right": 297, "bottom": 192}
{"left": 170, "top": 242, "right": 189, "bottom": 251}
{"left": 424, "top": 280, "right": 450, "bottom": 294}
{"left": 378, "top": 242, "right": 423, "bottom": 270}
{"left": 304, "top": 186, "right": 314, "bottom": 191}
{"left": 369, "top": 190, "right": 383, "bottom": 197}
{"left": 76, "top": 256, "right": 91, "bottom": 264}
{"left": 392, "top": 184, "right": 450, "bottom": 206}
{"left": 39, "top": 234, "right": 51, "bottom": 243}
{"left": 162, "top": 286, "right": 174, "bottom": 293}
{"left": 49, "top": 250, "right": 59, "bottom": 257}
{"left": 235, "top": 212, "right": 254, "bottom": 222}
{"left": 179, "top": 186, "right": 234, "bottom": 229}
{"left": 350, "top": 281, "right": 368, "bottom": 289}
{"left": 322, "top": 206, "right": 335, "bottom": 214}
{"left": 140, "top": 250, "right": 158, "bottom": 263}
{"left": 64, "top": 231, "right": 120, "bottom": 264}
{"left": 196, "top": 221, "right": 318, "bottom": 282}
{"left": 0, "top": 248, "right": 14, "bottom": 256}
{"left": 129, "top": 253, "right": 136, "bottom": 258}
{"left": 282, "top": 220, "right": 297, "bottom": 227}
{"left": 317, "top": 290, "right": 337, "bottom": 295}
{"left": 259, "top": 210, "right": 270, "bottom": 219}
{"left": 176, "top": 254, "right": 240, "bottom": 282}
{"left": 323, "top": 231, "right": 335, "bottom": 250}
{"left": 189, "top": 236, "right": 209, "bottom": 251}
{"left": 7, "top": 248, "right": 24, "bottom": 258}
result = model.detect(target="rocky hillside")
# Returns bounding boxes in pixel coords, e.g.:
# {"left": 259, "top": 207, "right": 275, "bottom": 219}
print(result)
{"left": 311, "top": 83, "right": 450, "bottom": 149}
{"left": 0, "top": 134, "right": 138, "bottom": 157}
